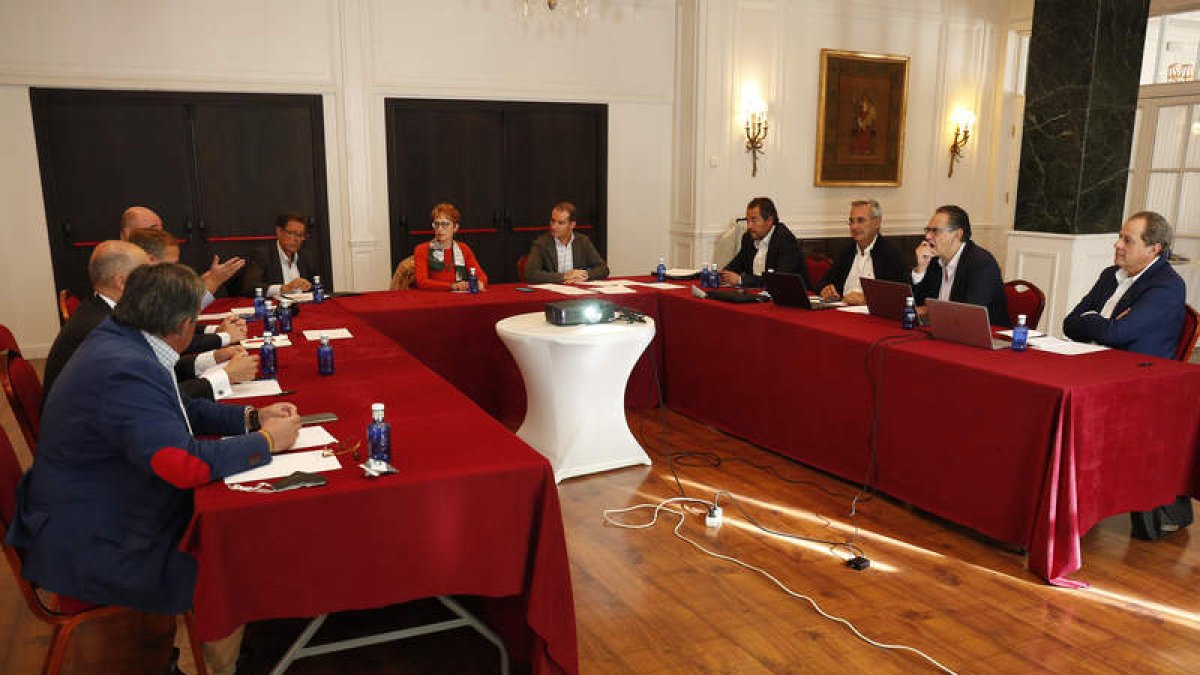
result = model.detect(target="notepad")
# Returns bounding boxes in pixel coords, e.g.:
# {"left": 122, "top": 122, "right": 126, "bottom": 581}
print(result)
{"left": 1028, "top": 336, "right": 1110, "bottom": 356}
{"left": 302, "top": 328, "right": 353, "bottom": 341}
{"left": 530, "top": 284, "right": 595, "bottom": 296}
{"left": 241, "top": 336, "right": 293, "bottom": 349}
{"left": 283, "top": 292, "right": 314, "bottom": 303}
{"left": 291, "top": 425, "right": 337, "bottom": 450}
{"left": 593, "top": 286, "right": 638, "bottom": 295}
{"left": 222, "top": 379, "right": 283, "bottom": 399}
{"left": 223, "top": 449, "right": 342, "bottom": 485}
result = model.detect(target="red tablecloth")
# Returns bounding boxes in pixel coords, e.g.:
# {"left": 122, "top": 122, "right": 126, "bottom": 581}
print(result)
{"left": 337, "top": 284, "right": 663, "bottom": 426}
{"left": 182, "top": 299, "right": 578, "bottom": 674}
{"left": 658, "top": 293, "right": 1200, "bottom": 586}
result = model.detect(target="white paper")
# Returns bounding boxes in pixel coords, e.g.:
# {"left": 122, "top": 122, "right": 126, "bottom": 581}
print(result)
{"left": 996, "top": 328, "right": 1046, "bottom": 339}
{"left": 593, "top": 285, "right": 638, "bottom": 295}
{"left": 529, "top": 283, "right": 596, "bottom": 296}
{"left": 241, "top": 336, "right": 293, "bottom": 349}
{"left": 223, "top": 449, "right": 342, "bottom": 485}
{"left": 836, "top": 305, "right": 871, "bottom": 314}
{"left": 291, "top": 425, "right": 337, "bottom": 450}
{"left": 283, "top": 292, "right": 314, "bottom": 303}
{"left": 579, "top": 280, "right": 635, "bottom": 287}
{"left": 665, "top": 268, "right": 699, "bottom": 277}
{"left": 197, "top": 312, "right": 231, "bottom": 322}
{"left": 302, "top": 328, "right": 354, "bottom": 341}
{"left": 640, "top": 282, "right": 688, "bottom": 290}
{"left": 221, "top": 379, "right": 283, "bottom": 400}
{"left": 1028, "top": 336, "right": 1110, "bottom": 356}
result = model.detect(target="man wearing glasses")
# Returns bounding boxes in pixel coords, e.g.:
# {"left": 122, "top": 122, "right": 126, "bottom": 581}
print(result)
{"left": 238, "top": 211, "right": 318, "bottom": 297}
{"left": 911, "top": 204, "right": 1009, "bottom": 326}
{"left": 816, "top": 199, "right": 908, "bottom": 305}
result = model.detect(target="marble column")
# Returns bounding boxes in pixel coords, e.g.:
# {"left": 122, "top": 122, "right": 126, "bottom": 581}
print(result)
{"left": 1014, "top": 0, "right": 1150, "bottom": 234}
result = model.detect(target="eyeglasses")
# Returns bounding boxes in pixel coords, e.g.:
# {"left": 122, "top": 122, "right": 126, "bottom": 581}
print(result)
{"left": 281, "top": 230, "right": 307, "bottom": 240}
{"left": 923, "top": 226, "right": 958, "bottom": 236}
{"left": 431, "top": 221, "right": 455, "bottom": 230}
{"left": 848, "top": 217, "right": 874, "bottom": 225}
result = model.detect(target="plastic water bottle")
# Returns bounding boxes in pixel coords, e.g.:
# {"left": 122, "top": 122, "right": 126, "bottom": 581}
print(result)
{"left": 264, "top": 310, "right": 278, "bottom": 335}
{"left": 317, "top": 335, "right": 334, "bottom": 375}
{"left": 656, "top": 256, "right": 666, "bottom": 282}
{"left": 901, "top": 296, "right": 917, "bottom": 330}
{"left": 367, "top": 403, "right": 392, "bottom": 463}
{"left": 1011, "top": 314, "right": 1029, "bottom": 352}
{"left": 702, "top": 263, "right": 713, "bottom": 288}
{"left": 277, "top": 303, "right": 293, "bottom": 333}
{"left": 253, "top": 287, "right": 267, "bottom": 322}
{"left": 260, "top": 332, "right": 277, "bottom": 378}
{"left": 467, "top": 267, "right": 479, "bottom": 294}
{"left": 312, "top": 275, "right": 325, "bottom": 304}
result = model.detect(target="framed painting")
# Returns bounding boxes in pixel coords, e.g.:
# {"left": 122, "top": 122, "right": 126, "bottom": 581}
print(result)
{"left": 814, "top": 49, "right": 909, "bottom": 187}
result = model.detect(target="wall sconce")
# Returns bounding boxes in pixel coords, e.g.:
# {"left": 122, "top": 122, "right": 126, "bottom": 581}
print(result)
{"left": 744, "top": 109, "right": 768, "bottom": 177}
{"left": 947, "top": 109, "right": 975, "bottom": 178}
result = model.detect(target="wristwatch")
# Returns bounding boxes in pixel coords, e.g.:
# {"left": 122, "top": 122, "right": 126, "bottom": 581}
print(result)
{"left": 246, "top": 406, "right": 261, "bottom": 432}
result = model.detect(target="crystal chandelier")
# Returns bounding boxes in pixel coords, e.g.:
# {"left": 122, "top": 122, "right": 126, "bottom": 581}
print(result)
{"left": 521, "top": 0, "right": 590, "bottom": 19}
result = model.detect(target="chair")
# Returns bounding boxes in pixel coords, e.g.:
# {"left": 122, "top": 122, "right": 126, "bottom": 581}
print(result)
{"left": 516, "top": 254, "right": 528, "bottom": 283}
{"left": 1175, "top": 304, "right": 1199, "bottom": 362}
{"left": 57, "top": 290, "right": 80, "bottom": 324}
{"left": 0, "top": 323, "right": 16, "bottom": 354}
{"left": 1, "top": 351, "right": 43, "bottom": 452}
{"left": 0, "top": 426, "right": 133, "bottom": 675}
{"left": 388, "top": 256, "right": 415, "bottom": 291}
{"left": 804, "top": 253, "right": 832, "bottom": 291}
{"left": 1003, "top": 279, "right": 1046, "bottom": 330}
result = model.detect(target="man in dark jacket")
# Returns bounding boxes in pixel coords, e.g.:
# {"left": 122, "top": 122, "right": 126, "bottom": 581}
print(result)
{"left": 524, "top": 201, "right": 609, "bottom": 284}
{"left": 236, "top": 211, "right": 320, "bottom": 297}
{"left": 720, "top": 196, "right": 807, "bottom": 288}
{"left": 1063, "top": 210, "right": 1191, "bottom": 540}
{"left": 7, "top": 263, "right": 300, "bottom": 673}
{"left": 911, "top": 205, "right": 1009, "bottom": 327}
{"left": 817, "top": 199, "right": 908, "bottom": 305}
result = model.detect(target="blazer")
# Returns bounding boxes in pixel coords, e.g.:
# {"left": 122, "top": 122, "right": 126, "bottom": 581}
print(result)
{"left": 237, "top": 243, "right": 319, "bottom": 297}
{"left": 42, "top": 294, "right": 217, "bottom": 401}
{"left": 1063, "top": 254, "right": 1185, "bottom": 360}
{"left": 6, "top": 318, "right": 270, "bottom": 614}
{"left": 413, "top": 241, "right": 489, "bottom": 291}
{"left": 912, "top": 240, "right": 1010, "bottom": 327}
{"left": 523, "top": 233, "right": 609, "bottom": 284}
{"left": 723, "top": 223, "right": 808, "bottom": 288}
{"left": 817, "top": 234, "right": 909, "bottom": 294}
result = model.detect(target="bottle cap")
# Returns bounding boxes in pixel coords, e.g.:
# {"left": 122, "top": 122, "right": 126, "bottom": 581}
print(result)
{"left": 320, "top": 335, "right": 330, "bottom": 344}
{"left": 256, "top": 287, "right": 263, "bottom": 294}
{"left": 314, "top": 275, "right": 321, "bottom": 283}
{"left": 371, "top": 403, "right": 385, "bottom": 413}
{"left": 1018, "top": 314, "right": 1027, "bottom": 323}
{"left": 262, "top": 331, "right": 273, "bottom": 338}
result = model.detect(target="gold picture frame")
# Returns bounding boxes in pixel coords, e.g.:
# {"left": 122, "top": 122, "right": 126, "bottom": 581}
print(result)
{"left": 814, "top": 49, "right": 909, "bottom": 187}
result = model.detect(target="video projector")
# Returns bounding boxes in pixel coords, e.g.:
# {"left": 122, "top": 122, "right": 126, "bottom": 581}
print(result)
{"left": 544, "top": 299, "right": 618, "bottom": 326}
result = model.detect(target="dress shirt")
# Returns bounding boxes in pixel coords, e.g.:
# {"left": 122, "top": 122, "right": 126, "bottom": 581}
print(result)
{"left": 842, "top": 236, "right": 877, "bottom": 295}
{"left": 1098, "top": 257, "right": 1159, "bottom": 319}
{"left": 141, "top": 331, "right": 193, "bottom": 435}
{"left": 267, "top": 242, "right": 301, "bottom": 298}
{"left": 752, "top": 226, "right": 776, "bottom": 277}
{"left": 555, "top": 234, "right": 575, "bottom": 274}
{"left": 911, "top": 243, "right": 966, "bottom": 301}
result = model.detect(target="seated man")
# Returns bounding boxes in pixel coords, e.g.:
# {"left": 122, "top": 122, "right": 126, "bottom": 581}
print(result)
{"left": 237, "top": 211, "right": 319, "bottom": 298}
{"left": 126, "top": 230, "right": 256, "bottom": 400}
{"left": 524, "top": 201, "right": 609, "bottom": 284}
{"left": 121, "top": 205, "right": 245, "bottom": 305}
{"left": 911, "top": 205, "right": 1009, "bottom": 327}
{"left": 720, "top": 196, "right": 807, "bottom": 288}
{"left": 817, "top": 199, "right": 908, "bottom": 305}
{"left": 7, "top": 262, "right": 300, "bottom": 675}
{"left": 1063, "top": 210, "right": 1191, "bottom": 539}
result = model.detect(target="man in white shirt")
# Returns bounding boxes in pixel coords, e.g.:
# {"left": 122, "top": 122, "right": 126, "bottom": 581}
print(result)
{"left": 719, "top": 196, "right": 806, "bottom": 288}
{"left": 237, "top": 211, "right": 318, "bottom": 297}
{"left": 817, "top": 199, "right": 908, "bottom": 305}
{"left": 523, "top": 201, "right": 609, "bottom": 284}
{"left": 910, "top": 205, "right": 1009, "bottom": 327}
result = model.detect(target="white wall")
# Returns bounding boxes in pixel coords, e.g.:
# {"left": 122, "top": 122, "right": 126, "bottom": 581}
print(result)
{"left": 673, "top": 0, "right": 1014, "bottom": 267}
{"left": 0, "top": 0, "right": 676, "bottom": 355}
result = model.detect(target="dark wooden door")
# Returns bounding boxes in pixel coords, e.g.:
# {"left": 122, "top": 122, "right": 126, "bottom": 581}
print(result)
{"left": 191, "top": 95, "right": 331, "bottom": 287}
{"left": 503, "top": 105, "right": 607, "bottom": 267}
{"left": 31, "top": 89, "right": 331, "bottom": 303}
{"left": 31, "top": 89, "right": 197, "bottom": 298}
{"left": 386, "top": 101, "right": 505, "bottom": 279}
{"left": 386, "top": 99, "right": 606, "bottom": 284}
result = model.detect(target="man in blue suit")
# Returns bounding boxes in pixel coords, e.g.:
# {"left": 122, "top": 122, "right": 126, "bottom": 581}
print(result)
{"left": 6, "top": 263, "right": 301, "bottom": 673}
{"left": 1064, "top": 210, "right": 1191, "bottom": 540}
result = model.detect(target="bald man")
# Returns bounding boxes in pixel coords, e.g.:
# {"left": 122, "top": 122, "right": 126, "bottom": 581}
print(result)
{"left": 120, "top": 205, "right": 246, "bottom": 305}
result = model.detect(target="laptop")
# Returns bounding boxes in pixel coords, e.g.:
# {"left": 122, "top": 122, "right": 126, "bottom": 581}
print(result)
{"left": 861, "top": 278, "right": 915, "bottom": 321}
{"left": 926, "top": 299, "right": 1009, "bottom": 350}
{"left": 763, "top": 271, "right": 841, "bottom": 310}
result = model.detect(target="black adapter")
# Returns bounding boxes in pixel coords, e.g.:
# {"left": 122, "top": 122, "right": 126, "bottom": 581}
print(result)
{"left": 846, "top": 556, "right": 871, "bottom": 571}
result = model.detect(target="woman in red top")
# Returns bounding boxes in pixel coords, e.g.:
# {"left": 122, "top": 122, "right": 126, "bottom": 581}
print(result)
{"left": 412, "top": 202, "right": 489, "bottom": 291}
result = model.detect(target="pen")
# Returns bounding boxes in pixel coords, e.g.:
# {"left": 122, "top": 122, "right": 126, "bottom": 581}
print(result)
{"left": 276, "top": 389, "right": 297, "bottom": 396}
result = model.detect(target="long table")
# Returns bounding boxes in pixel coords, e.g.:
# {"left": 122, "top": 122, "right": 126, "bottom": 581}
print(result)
{"left": 183, "top": 299, "right": 577, "bottom": 674}
{"left": 336, "top": 282, "right": 1200, "bottom": 586}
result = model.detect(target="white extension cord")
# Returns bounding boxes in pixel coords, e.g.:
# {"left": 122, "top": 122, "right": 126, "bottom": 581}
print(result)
{"left": 603, "top": 497, "right": 958, "bottom": 675}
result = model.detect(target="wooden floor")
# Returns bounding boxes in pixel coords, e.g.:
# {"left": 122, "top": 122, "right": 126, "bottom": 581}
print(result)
{"left": 2, "top": 360, "right": 1198, "bottom": 674}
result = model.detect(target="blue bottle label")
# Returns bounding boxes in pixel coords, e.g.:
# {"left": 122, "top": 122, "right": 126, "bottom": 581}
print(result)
{"left": 317, "top": 344, "right": 334, "bottom": 375}
{"left": 261, "top": 344, "right": 277, "bottom": 376}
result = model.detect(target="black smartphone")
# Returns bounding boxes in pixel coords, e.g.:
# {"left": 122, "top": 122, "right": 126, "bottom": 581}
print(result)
{"left": 271, "top": 471, "right": 328, "bottom": 491}
{"left": 516, "top": 287, "right": 536, "bottom": 292}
